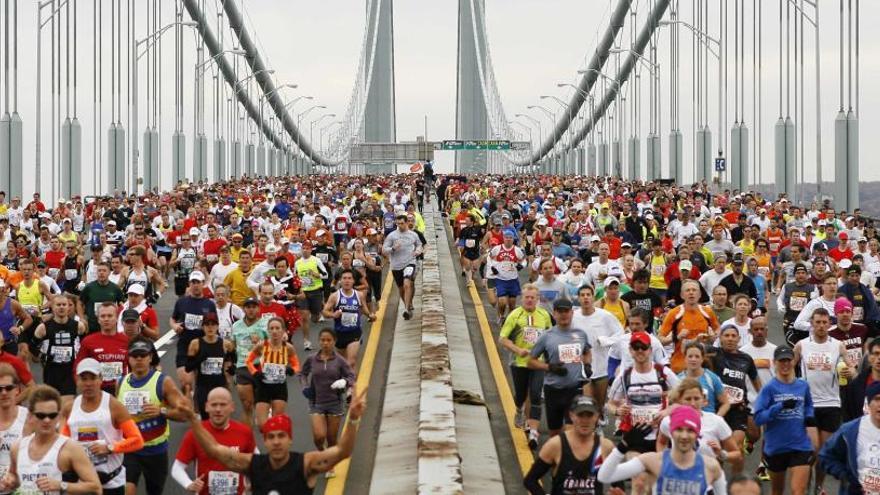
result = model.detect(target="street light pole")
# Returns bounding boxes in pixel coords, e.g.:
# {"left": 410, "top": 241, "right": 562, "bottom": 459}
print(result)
{"left": 309, "top": 114, "right": 335, "bottom": 148}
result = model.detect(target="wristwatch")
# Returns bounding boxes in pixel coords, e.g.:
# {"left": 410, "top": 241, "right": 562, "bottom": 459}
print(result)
{"left": 60, "top": 481, "right": 69, "bottom": 492}
{"left": 160, "top": 407, "right": 168, "bottom": 416}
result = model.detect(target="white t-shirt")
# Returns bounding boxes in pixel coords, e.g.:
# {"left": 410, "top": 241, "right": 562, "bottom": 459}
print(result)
{"left": 715, "top": 317, "right": 753, "bottom": 348}
{"left": 699, "top": 269, "right": 732, "bottom": 295}
{"left": 209, "top": 261, "right": 239, "bottom": 290}
{"left": 740, "top": 341, "right": 778, "bottom": 411}
{"left": 609, "top": 366, "right": 680, "bottom": 440}
{"left": 857, "top": 416, "right": 880, "bottom": 494}
{"left": 585, "top": 259, "right": 620, "bottom": 288}
{"left": 660, "top": 409, "right": 732, "bottom": 459}
{"left": 571, "top": 308, "right": 624, "bottom": 379}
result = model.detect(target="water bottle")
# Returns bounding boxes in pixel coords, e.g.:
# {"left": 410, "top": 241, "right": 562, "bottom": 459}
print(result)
{"left": 837, "top": 360, "right": 849, "bottom": 386}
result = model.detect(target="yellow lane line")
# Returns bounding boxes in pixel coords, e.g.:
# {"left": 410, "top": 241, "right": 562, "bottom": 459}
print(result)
{"left": 466, "top": 283, "right": 534, "bottom": 476}
{"left": 324, "top": 271, "right": 394, "bottom": 495}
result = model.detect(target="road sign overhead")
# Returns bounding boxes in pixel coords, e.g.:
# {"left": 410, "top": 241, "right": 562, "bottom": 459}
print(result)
{"left": 440, "top": 140, "right": 512, "bottom": 150}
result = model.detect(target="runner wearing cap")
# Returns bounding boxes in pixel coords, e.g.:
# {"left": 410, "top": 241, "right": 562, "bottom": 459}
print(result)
{"left": 0, "top": 385, "right": 101, "bottom": 494}
{"left": 187, "top": 313, "right": 234, "bottom": 419}
{"left": 457, "top": 214, "right": 483, "bottom": 286}
{"left": 523, "top": 396, "right": 614, "bottom": 495}
{"left": 61, "top": 358, "right": 145, "bottom": 495}
{"left": 169, "top": 271, "right": 218, "bottom": 396}
{"left": 778, "top": 262, "right": 818, "bottom": 345}
{"left": 527, "top": 298, "right": 593, "bottom": 438}
{"left": 247, "top": 243, "right": 280, "bottom": 295}
{"left": 76, "top": 303, "right": 129, "bottom": 394}
{"left": 33, "top": 295, "right": 84, "bottom": 403}
{"left": 294, "top": 241, "right": 328, "bottom": 350}
{"left": 597, "top": 406, "right": 727, "bottom": 494}
{"left": 119, "top": 245, "right": 166, "bottom": 304}
{"left": 753, "top": 346, "right": 817, "bottom": 495}
{"left": 839, "top": 264, "right": 880, "bottom": 328}
{"left": 116, "top": 284, "right": 159, "bottom": 340}
{"left": 246, "top": 317, "right": 300, "bottom": 429}
{"left": 184, "top": 384, "right": 366, "bottom": 493}
{"left": 228, "top": 299, "right": 267, "bottom": 427}
{"left": 117, "top": 336, "right": 187, "bottom": 494}
{"left": 172, "top": 387, "right": 256, "bottom": 495}
{"left": 489, "top": 230, "right": 526, "bottom": 321}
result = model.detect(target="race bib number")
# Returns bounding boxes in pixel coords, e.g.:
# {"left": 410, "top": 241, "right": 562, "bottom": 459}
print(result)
{"left": 208, "top": 470, "right": 240, "bottom": 495}
{"left": 122, "top": 390, "right": 151, "bottom": 415}
{"left": 847, "top": 347, "right": 864, "bottom": 365}
{"left": 184, "top": 313, "right": 203, "bottom": 330}
{"left": 854, "top": 306, "right": 865, "bottom": 322}
{"left": 64, "top": 268, "right": 79, "bottom": 280}
{"left": 806, "top": 352, "right": 833, "bottom": 372}
{"left": 300, "top": 276, "right": 313, "bottom": 287}
{"left": 48, "top": 268, "right": 60, "bottom": 279}
{"left": 22, "top": 305, "right": 38, "bottom": 315}
{"left": 263, "top": 363, "right": 286, "bottom": 384}
{"left": 724, "top": 384, "right": 744, "bottom": 404}
{"left": 557, "top": 343, "right": 582, "bottom": 364}
{"left": 465, "top": 239, "right": 476, "bottom": 248}
{"left": 501, "top": 261, "right": 516, "bottom": 273}
{"left": 50, "top": 346, "right": 73, "bottom": 363}
{"left": 522, "top": 326, "right": 540, "bottom": 345}
{"left": 101, "top": 361, "right": 123, "bottom": 381}
{"left": 859, "top": 468, "right": 880, "bottom": 495}
{"left": 341, "top": 312, "right": 359, "bottom": 327}
{"left": 403, "top": 266, "right": 415, "bottom": 278}
{"left": 206, "top": 254, "right": 219, "bottom": 263}
{"left": 758, "top": 267, "right": 770, "bottom": 278}
{"left": 201, "top": 357, "right": 224, "bottom": 376}
{"left": 651, "top": 264, "right": 666, "bottom": 276}
{"left": 790, "top": 296, "right": 808, "bottom": 311}
{"left": 631, "top": 405, "right": 660, "bottom": 424}
{"left": 770, "top": 243, "right": 780, "bottom": 252}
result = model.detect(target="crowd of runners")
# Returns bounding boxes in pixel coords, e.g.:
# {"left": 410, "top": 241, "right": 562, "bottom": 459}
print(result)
{"left": 441, "top": 174, "right": 880, "bottom": 495}
{"left": 0, "top": 173, "right": 428, "bottom": 494}
{"left": 0, "top": 168, "right": 877, "bottom": 494}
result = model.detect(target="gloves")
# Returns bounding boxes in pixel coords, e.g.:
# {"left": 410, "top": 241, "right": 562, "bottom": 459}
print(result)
{"left": 331, "top": 379, "right": 347, "bottom": 390}
{"left": 547, "top": 362, "right": 568, "bottom": 377}
{"left": 285, "top": 366, "right": 295, "bottom": 376}
{"left": 490, "top": 266, "right": 499, "bottom": 276}
{"left": 618, "top": 423, "right": 653, "bottom": 454}
{"left": 782, "top": 398, "right": 798, "bottom": 410}
{"left": 582, "top": 363, "right": 593, "bottom": 381}
{"left": 516, "top": 262, "right": 525, "bottom": 271}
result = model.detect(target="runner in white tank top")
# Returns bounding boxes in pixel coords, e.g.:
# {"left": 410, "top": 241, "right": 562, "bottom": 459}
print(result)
{"left": 0, "top": 385, "right": 101, "bottom": 494}
{"left": 0, "top": 367, "right": 30, "bottom": 495}
{"left": 66, "top": 392, "right": 126, "bottom": 490}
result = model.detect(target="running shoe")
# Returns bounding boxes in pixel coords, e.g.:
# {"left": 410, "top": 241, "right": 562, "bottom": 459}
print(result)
{"left": 514, "top": 410, "right": 525, "bottom": 429}
{"left": 755, "top": 462, "right": 770, "bottom": 482}
{"left": 303, "top": 340, "right": 313, "bottom": 351}
{"left": 528, "top": 428, "right": 540, "bottom": 450}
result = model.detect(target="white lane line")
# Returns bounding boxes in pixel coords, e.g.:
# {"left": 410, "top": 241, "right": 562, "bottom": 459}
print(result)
{"left": 155, "top": 330, "right": 177, "bottom": 358}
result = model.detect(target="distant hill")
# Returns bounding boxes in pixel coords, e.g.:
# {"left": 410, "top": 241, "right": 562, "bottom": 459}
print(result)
{"left": 746, "top": 182, "right": 874, "bottom": 216}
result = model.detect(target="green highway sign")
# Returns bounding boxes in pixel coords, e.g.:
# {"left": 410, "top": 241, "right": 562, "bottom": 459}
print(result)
{"left": 440, "top": 139, "right": 511, "bottom": 150}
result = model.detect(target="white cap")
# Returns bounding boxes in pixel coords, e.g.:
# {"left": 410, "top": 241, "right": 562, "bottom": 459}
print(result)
{"left": 76, "top": 358, "right": 102, "bottom": 376}
{"left": 817, "top": 220, "right": 827, "bottom": 226}
{"left": 679, "top": 259, "right": 694, "bottom": 271}
{"left": 589, "top": 235, "right": 601, "bottom": 243}
{"left": 265, "top": 244, "right": 279, "bottom": 254}
{"left": 645, "top": 214, "right": 654, "bottom": 220}
{"left": 536, "top": 217, "right": 549, "bottom": 226}
{"left": 106, "top": 220, "right": 116, "bottom": 226}
{"left": 315, "top": 229, "right": 327, "bottom": 238}
{"left": 189, "top": 227, "right": 201, "bottom": 236}
{"left": 603, "top": 276, "right": 621, "bottom": 287}
{"left": 188, "top": 271, "right": 205, "bottom": 282}
{"left": 127, "top": 284, "right": 145, "bottom": 295}
{"left": 840, "top": 259, "right": 853, "bottom": 269}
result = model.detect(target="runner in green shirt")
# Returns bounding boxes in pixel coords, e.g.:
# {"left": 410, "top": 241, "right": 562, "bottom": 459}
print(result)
{"left": 498, "top": 283, "right": 552, "bottom": 449}
{"left": 226, "top": 297, "right": 268, "bottom": 427}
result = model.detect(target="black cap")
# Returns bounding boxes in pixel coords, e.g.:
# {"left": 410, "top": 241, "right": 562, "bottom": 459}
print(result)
{"left": 552, "top": 299, "right": 574, "bottom": 311}
{"left": 774, "top": 346, "right": 795, "bottom": 361}
{"left": 243, "top": 297, "right": 259, "bottom": 307}
{"left": 128, "top": 339, "right": 155, "bottom": 356}
{"left": 121, "top": 309, "right": 140, "bottom": 322}
{"left": 202, "top": 312, "right": 219, "bottom": 325}
{"left": 570, "top": 396, "right": 600, "bottom": 414}
{"left": 794, "top": 263, "right": 808, "bottom": 273}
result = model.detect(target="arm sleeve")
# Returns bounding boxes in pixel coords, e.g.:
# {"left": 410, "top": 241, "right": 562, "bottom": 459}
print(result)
{"left": 776, "top": 288, "right": 787, "bottom": 314}
{"left": 246, "top": 348, "right": 260, "bottom": 375}
{"left": 522, "top": 458, "right": 552, "bottom": 495}
{"left": 804, "top": 386, "right": 815, "bottom": 419}
{"left": 596, "top": 448, "right": 647, "bottom": 484}
{"left": 792, "top": 301, "right": 815, "bottom": 331}
{"left": 111, "top": 419, "right": 145, "bottom": 454}
{"left": 288, "top": 348, "right": 301, "bottom": 372}
{"left": 171, "top": 460, "right": 194, "bottom": 489}
{"left": 607, "top": 357, "right": 621, "bottom": 380}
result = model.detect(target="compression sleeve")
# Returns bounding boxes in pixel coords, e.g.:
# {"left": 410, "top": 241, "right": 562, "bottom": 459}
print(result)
{"left": 171, "top": 460, "right": 194, "bottom": 489}
{"left": 60, "top": 421, "right": 71, "bottom": 437}
{"left": 711, "top": 468, "right": 728, "bottom": 495}
{"left": 596, "top": 448, "right": 647, "bottom": 484}
{"left": 111, "top": 419, "right": 145, "bottom": 453}
{"left": 288, "top": 348, "right": 301, "bottom": 373}
{"left": 246, "top": 347, "right": 260, "bottom": 375}
{"left": 523, "top": 458, "right": 552, "bottom": 495}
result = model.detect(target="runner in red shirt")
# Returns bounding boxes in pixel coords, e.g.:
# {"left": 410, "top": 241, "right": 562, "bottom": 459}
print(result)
{"left": 43, "top": 238, "right": 66, "bottom": 280}
{"left": 173, "top": 387, "right": 255, "bottom": 495}
{"left": 75, "top": 302, "right": 129, "bottom": 394}
{"left": 257, "top": 282, "right": 289, "bottom": 321}
{"left": 201, "top": 224, "right": 228, "bottom": 265}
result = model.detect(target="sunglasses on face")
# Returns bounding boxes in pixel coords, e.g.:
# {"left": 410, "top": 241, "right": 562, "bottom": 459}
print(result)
{"left": 34, "top": 411, "right": 59, "bottom": 421}
{"left": 0, "top": 385, "right": 16, "bottom": 393}
{"left": 630, "top": 343, "right": 650, "bottom": 351}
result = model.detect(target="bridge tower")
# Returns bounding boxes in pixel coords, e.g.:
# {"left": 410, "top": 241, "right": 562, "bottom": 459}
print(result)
{"left": 361, "top": 0, "right": 397, "bottom": 174}
{"left": 455, "top": 0, "right": 489, "bottom": 174}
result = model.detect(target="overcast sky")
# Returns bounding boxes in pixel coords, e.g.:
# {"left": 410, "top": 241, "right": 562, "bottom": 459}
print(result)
{"left": 7, "top": 0, "right": 880, "bottom": 197}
